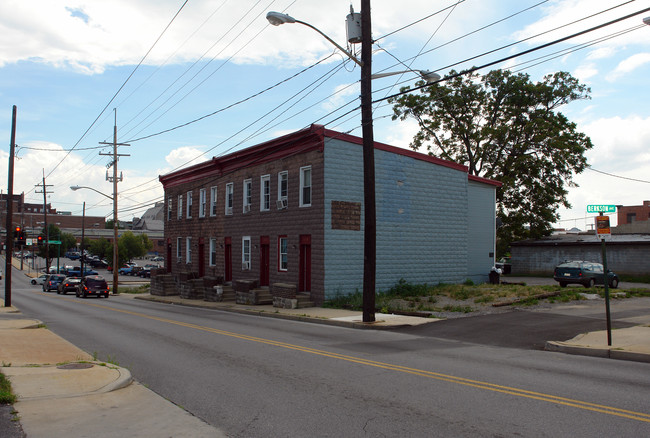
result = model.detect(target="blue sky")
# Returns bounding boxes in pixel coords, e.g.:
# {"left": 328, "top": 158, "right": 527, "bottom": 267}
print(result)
{"left": 1, "top": 0, "right": 649, "bottom": 231}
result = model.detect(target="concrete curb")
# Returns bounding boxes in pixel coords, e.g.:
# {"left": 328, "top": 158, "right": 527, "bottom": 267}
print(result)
{"left": 545, "top": 341, "right": 650, "bottom": 363}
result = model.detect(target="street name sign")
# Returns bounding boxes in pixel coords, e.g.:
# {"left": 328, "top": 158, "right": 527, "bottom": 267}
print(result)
{"left": 587, "top": 204, "right": 616, "bottom": 213}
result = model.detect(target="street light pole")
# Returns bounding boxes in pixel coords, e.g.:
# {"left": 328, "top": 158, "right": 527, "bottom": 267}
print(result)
{"left": 70, "top": 185, "right": 117, "bottom": 294}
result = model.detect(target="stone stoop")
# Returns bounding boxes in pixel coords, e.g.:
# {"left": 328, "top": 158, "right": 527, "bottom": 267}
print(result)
{"left": 236, "top": 287, "right": 273, "bottom": 305}
{"left": 296, "top": 293, "right": 314, "bottom": 308}
{"left": 204, "top": 284, "right": 236, "bottom": 302}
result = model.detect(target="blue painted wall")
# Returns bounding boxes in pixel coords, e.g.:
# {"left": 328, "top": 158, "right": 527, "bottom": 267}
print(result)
{"left": 323, "top": 137, "right": 482, "bottom": 299}
{"left": 467, "top": 180, "right": 496, "bottom": 283}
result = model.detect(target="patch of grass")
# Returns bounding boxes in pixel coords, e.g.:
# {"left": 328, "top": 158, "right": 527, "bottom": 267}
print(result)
{"left": 0, "top": 372, "right": 17, "bottom": 405}
{"left": 121, "top": 284, "right": 150, "bottom": 294}
{"left": 442, "top": 305, "right": 474, "bottom": 313}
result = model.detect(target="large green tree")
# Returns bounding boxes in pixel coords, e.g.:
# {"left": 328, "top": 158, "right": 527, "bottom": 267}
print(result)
{"left": 390, "top": 69, "right": 593, "bottom": 253}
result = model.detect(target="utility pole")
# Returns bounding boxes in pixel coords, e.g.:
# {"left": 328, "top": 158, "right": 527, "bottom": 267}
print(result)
{"left": 4, "top": 105, "right": 17, "bottom": 307}
{"left": 35, "top": 173, "right": 53, "bottom": 274}
{"left": 360, "top": 0, "right": 376, "bottom": 322}
{"left": 99, "top": 110, "right": 129, "bottom": 295}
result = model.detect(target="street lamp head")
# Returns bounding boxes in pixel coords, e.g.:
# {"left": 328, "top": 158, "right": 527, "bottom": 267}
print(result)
{"left": 419, "top": 70, "right": 441, "bottom": 84}
{"left": 70, "top": 185, "right": 81, "bottom": 191}
{"left": 266, "top": 11, "right": 296, "bottom": 26}
{"left": 644, "top": 17, "right": 650, "bottom": 26}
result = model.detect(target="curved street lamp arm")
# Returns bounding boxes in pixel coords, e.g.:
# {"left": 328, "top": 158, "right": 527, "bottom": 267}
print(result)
{"left": 70, "top": 185, "right": 114, "bottom": 200}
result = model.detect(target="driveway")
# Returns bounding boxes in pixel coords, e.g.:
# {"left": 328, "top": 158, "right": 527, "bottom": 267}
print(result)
{"left": 503, "top": 276, "right": 650, "bottom": 290}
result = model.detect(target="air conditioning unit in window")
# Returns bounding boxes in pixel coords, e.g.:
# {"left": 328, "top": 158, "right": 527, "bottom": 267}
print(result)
{"left": 226, "top": 207, "right": 233, "bottom": 215}
{"left": 243, "top": 204, "right": 251, "bottom": 213}
{"left": 242, "top": 261, "right": 250, "bottom": 270}
{"left": 276, "top": 198, "right": 288, "bottom": 210}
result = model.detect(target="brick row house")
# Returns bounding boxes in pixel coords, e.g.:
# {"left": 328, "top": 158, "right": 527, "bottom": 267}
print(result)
{"left": 159, "top": 124, "right": 500, "bottom": 306}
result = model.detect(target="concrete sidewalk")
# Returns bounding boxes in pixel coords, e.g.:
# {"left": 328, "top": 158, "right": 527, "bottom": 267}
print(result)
{"left": 1, "top": 294, "right": 649, "bottom": 438}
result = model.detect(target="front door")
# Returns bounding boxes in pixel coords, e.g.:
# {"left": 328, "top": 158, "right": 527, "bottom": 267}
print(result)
{"left": 224, "top": 237, "right": 232, "bottom": 282}
{"left": 259, "top": 236, "right": 270, "bottom": 287}
{"left": 166, "top": 241, "right": 172, "bottom": 273}
{"left": 298, "top": 234, "right": 311, "bottom": 292}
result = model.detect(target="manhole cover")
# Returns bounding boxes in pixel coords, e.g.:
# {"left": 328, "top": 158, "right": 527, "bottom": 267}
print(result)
{"left": 57, "top": 363, "right": 93, "bottom": 370}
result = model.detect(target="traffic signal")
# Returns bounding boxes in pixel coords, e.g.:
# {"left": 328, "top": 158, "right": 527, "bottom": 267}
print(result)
{"left": 37, "top": 235, "right": 44, "bottom": 246}
{"left": 14, "top": 227, "right": 25, "bottom": 245}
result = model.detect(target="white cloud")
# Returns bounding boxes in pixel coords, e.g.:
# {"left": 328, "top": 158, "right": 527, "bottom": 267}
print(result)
{"left": 574, "top": 63, "right": 599, "bottom": 82}
{"left": 164, "top": 146, "right": 207, "bottom": 169}
{"left": 606, "top": 53, "right": 650, "bottom": 81}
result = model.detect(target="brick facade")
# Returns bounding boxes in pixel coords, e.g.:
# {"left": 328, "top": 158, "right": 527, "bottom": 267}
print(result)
{"left": 617, "top": 201, "right": 650, "bottom": 225}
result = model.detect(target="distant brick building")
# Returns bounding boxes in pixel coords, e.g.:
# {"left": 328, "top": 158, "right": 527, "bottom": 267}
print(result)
{"left": 159, "top": 125, "right": 500, "bottom": 305}
{"left": 617, "top": 200, "right": 650, "bottom": 225}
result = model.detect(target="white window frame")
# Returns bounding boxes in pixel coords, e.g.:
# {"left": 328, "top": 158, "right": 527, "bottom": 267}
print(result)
{"left": 199, "top": 188, "right": 206, "bottom": 218}
{"left": 167, "top": 197, "right": 172, "bottom": 221}
{"left": 243, "top": 179, "right": 252, "bottom": 213}
{"left": 300, "top": 165, "right": 312, "bottom": 207}
{"left": 186, "top": 237, "right": 192, "bottom": 263}
{"left": 242, "top": 236, "right": 251, "bottom": 270}
{"left": 186, "top": 191, "right": 193, "bottom": 219}
{"left": 210, "top": 186, "right": 218, "bottom": 217}
{"left": 209, "top": 238, "right": 217, "bottom": 266}
{"left": 278, "top": 236, "right": 288, "bottom": 271}
{"left": 177, "top": 195, "right": 183, "bottom": 219}
{"left": 225, "top": 183, "right": 233, "bottom": 215}
{"left": 278, "top": 171, "right": 288, "bottom": 201}
{"left": 176, "top": 237, "right": 182, "bottom": 261}
{"left": 260, "top": 174, "right": 271, "bottom": 211}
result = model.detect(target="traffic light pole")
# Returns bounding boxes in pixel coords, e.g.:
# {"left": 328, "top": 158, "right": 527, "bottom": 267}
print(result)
{"left": 4, "top": 106, "right": 17, "bottom": 307}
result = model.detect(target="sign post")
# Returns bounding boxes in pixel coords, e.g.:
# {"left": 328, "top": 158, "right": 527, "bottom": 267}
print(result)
{"left": 593, "top": 208, "right": 613, "bottom": 346}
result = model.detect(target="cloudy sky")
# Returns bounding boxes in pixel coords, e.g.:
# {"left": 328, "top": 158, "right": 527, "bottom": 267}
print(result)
{"left": 1, "top": 0, "right": 649, "bottom": 230}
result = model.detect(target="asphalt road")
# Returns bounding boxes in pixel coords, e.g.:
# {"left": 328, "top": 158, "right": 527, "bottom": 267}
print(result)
{"left": 4, "top": 270, "right": 650, "bottom": 437}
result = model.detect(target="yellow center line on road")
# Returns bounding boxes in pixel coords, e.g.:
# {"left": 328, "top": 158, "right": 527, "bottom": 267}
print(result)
{"left": 60, "top": 294, "right": 650, "bottom": 423}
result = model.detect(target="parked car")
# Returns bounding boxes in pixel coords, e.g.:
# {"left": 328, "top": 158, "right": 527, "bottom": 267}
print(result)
{"left": 43, "top": 274, "right": 66, "bottom": 292}
{"left": 31, "top": 274, "right": 49, "bottom": 285}
{"left": 118, "top": 265, "right": 140, "bottom": 275}
{"left": 76, "top": 275, "right": 110, "bottom": 298}
{"left": 66, "top": 266, "right": 98, "bottom": 277}
{"left": 57, "top": 277, "right": 82, "bottom": 295}
{"left": 150, "top": 256, "right": 163, "bottom": 262}
{"left": 65, "top": 251, "right": 81, "bottom": 260}
{"left": 138, "top": 264, "right": 160, "bottom": 278}
{"left": 553, "top": 261, "right": 619, "bottom": 288}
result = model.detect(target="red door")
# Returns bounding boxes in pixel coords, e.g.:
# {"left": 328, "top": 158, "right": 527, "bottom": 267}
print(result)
{"left": 224, "top": 237, "right": 232, "bottom": 282}
{"left": 298, "top": 235, "right": 311, "bottom": 292}
{"left": 259, "top": 236, "right": 270, "bottom": 287}
{"left": 198, "top": 239, "right": 205, "bottom": 277}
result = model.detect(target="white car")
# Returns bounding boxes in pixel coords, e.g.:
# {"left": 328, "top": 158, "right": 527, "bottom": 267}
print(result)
{"left": 31, "top": 274, "right": 49, "bottom": 285}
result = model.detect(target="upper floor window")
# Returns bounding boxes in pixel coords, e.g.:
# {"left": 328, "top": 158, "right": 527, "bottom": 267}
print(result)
{"left": 300, "top": 166, "right": 312, "bottom": 207}
{"left": 210, "top": 186, "right": 218, "bottom": 216}
{"left": 199, "top": 188, "right": 206, "bottom": 218}
{"left": 277, "top": 171, "right": 288, "bottom": 210}
{"left": 243, "top": 179, "right": 252, "bottom": 213}
{"left": 260, "top": 175, "right": 271, "bottom": 211}
{"left": 177, "top": 195, "right": 183, "bottom": 220}
{"left": 225, "top": 183, "right": 233, "bottom": 215}
{"left": 186, "top": 191, "right": 193, "bottom": 218}
{"left": 167, "top": 197, "right": 172, "bottom": 221}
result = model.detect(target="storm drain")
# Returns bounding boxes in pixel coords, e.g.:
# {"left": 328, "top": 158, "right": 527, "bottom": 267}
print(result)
{"left": 57, "top": 363, "right": 93, "bottom": 370}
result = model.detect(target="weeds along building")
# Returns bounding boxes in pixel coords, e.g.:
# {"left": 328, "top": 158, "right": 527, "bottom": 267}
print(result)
{"left": 159, "top": 124, "right": 500, "bottom": 305}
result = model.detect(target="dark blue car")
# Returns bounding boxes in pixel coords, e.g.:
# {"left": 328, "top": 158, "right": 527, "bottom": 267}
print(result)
{"left": 43, "top": 274, "right": 66, "bottom": 292}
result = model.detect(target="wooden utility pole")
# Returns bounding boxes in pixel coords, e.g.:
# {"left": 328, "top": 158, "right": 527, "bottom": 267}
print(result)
{"left": 360, "top": 0, "right": 376, "bottom": 322}
{"left": 4, "top": 106, "right": 17, "bottom": 307}
{"left": 35, "top": 173, "right": 53, "bottom": 273}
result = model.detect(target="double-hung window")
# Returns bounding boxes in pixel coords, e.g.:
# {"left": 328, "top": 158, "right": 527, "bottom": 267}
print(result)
{"left": 209, "top": 238, "right": 217, "bottom": 266}
{"left": 278, "top": 171, "right": 288, "bottom": 201}
{"left": 242, "top": 236, "right": 251, "bottom": 270}
{"left": 243, "top": 179, "right": 252, "bottom": 213}
{"left": 260, "top": 175, "right": 271, "bottom": 211}
{"left": 225, "top": 183, "right": 233, "bottom": 215}
{"left": 186, "top": 237, "right": 192, "bottom": 263}
{"left": 177, "top": 195, "right": 183, "bottom": 219}
{"left": 176, "top": 237, "right": 182, "bottom": 261}
{"left": 167, "top": 197, "right": 172, "bottom": 221}
{"left": 278, "top": 236, "right": 288, "bottom": 271}
{"left": 199, "top": 188, "right": 206, "bottom": 218}
{"left": 210, "top": 186, "right": 218, "bottom": 216}
{"left": 300, "top": 166, "right": 312, "bottom": 207}
{"left": 186, "top": 191, "right": 193, "bottom": 218}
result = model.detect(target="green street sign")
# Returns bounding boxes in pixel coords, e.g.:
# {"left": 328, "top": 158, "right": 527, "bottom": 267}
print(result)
{"left": 48, "top": 240, "right": 62, "bottom": 244}
{"left": 587, "top": 204, "right": 616, "bottom": 213}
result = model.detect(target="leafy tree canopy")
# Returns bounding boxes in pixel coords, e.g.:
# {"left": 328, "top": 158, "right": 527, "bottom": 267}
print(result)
{"left": 390, "top": 69, "right": 592, "bottom": 253}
